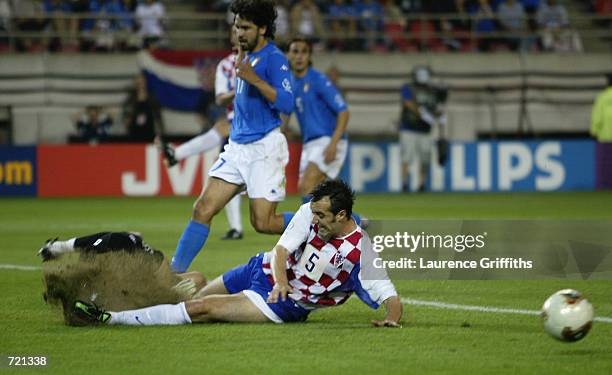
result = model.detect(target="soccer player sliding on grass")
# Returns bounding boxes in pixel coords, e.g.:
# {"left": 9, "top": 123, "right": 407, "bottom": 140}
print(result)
{"left": 38, "top": 231, "right": 207, "bottom": 300}
{"left": 71, "top": 180, "right": 402, "bottom": 327}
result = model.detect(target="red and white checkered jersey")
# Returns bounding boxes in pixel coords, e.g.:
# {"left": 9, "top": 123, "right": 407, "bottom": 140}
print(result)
{"left": 215, "top": 52, "right": 236, "bottom": 120}
{"left": 262, "top": 203, "right": 397, "bottom": 310}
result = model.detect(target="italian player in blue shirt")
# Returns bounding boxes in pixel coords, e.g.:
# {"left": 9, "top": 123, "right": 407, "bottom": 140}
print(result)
{"left": 285, "top": 38, "right": 350, "bottom": 203}
{"left": 170, "top": 0, "right": 297, "bottom": 273}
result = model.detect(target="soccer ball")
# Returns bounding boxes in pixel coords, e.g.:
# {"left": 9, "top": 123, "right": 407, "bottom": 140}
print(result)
{"left": 541, "top": 289, "right": 594, "bottom": 342}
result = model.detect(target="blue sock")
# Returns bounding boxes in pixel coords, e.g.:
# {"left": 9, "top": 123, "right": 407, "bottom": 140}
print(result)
{"left": 301, "top": 196, "right": 311, "bottom": 204}
{"left": 282, "top": 212, "right": 294, "bottom": 231}
{"left": 352, "top": 213, "right": 362, "bottom": 226}
{"left": 171, "top": 220, "right": 209, "bottom": 273}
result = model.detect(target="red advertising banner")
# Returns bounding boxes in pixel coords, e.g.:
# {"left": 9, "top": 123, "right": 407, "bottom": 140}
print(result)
{"left": 37, "top": 144, "right": 301, "bottom": 197}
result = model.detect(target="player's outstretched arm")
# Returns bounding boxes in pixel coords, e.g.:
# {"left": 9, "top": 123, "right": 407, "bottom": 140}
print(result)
{"left": 267, "top": 245, "right": 292, "bottom": 303}
{"left": 372, "top": 295, "right": 403, "bottom": 328}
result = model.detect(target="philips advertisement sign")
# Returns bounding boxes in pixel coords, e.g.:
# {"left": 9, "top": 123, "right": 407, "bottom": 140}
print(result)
{"left": 0, "top": 140, "right": 597, "bottom": 197}
{"left": 342, "top": 140, "right": 595, "bottom": 193}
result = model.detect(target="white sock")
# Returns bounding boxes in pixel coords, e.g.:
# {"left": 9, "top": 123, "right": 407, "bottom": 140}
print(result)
{"left": 109, "top": 302, "right": 192, "bottom": 326}
{"left": 175, "top": 128, "right": 222, "bottom": 160}
{"left": 49, "top": 238, "right": 76, "bottom": 255}
{"left": 225, "top": 195, "right": 242, "bottom": 232}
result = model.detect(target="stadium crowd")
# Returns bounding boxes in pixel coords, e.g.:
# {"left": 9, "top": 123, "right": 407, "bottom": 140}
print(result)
{"left": 0, "top": 0, "right": 608, "bottom": 53}
{"left": 0, "top": 0, "right": 165, "bottom": 51}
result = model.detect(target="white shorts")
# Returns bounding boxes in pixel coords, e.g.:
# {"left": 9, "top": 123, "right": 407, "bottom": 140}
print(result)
{"left": 299, "top": 136, "right": 348, "bottom": 179}
{"left": 209, "top": 129, "right": 289, "bottom": 202}
{"left": 399, "top": 130, "right": 432, "bottom": 165}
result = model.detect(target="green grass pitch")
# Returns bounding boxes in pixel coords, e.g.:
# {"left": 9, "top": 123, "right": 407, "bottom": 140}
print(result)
{"left": 1, "top": 192, "right": 612, "bottom": 374}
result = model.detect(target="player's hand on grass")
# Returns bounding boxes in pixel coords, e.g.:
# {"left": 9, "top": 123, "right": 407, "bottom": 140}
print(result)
{"left": 323, "top": 143, "right": 337, "bottom": 164}
{"left": 267, "top": 282, "right": 292, "bottom": 303}
{"left": 371, "top": 319, "right": 402, "bottom": 328}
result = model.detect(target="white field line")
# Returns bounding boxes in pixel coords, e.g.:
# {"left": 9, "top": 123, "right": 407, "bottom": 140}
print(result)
{"left": 0, "top": 264, "right": 41, "bottom": 271}
{"left": 401, "top": 297, "right": 612, "bottom": 324}
{"left": 1, "top": 264, "right": 611, "bottom": 324}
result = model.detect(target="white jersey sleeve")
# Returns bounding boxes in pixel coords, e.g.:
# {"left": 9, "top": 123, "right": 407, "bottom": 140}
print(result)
{"left": 215, "top": 59, "right": 231, "bottom": 97}
{"left": 354, "top": 233, "right": 398, "bottom": 308}
{"left": 357, "top": 276, "right": 398, "bottom": 307}
{"left": 277, "top": 203, "right": 312, "bottom": 254}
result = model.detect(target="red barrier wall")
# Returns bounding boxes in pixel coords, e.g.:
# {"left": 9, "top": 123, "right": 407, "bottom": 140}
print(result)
{"left": 37, "top": 143, "right": 302, "bottom": 197}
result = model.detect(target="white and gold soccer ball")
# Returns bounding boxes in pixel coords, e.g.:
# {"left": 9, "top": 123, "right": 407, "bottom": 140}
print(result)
{"left": 541, "top": 289, "right": 594, "bottom": 342}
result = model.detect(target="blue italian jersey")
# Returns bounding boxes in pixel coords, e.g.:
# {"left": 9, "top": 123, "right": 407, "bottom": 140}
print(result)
{"left": 291, "top": 68, "right": 348, "bottom": 143}
{"left": 231, "top": 42, "right": 294, "bottom": 144}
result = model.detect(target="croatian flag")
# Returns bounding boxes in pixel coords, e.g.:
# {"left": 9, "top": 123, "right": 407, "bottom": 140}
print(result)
{"left": 138, "top": 50, "right": 229, "bottom": 112}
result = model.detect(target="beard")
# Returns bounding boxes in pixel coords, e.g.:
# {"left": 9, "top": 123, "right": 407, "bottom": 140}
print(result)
{"left": 244, "top": 33, "right": 260, "bottom": 52}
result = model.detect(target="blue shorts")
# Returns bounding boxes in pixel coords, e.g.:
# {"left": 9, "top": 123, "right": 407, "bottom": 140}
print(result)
{"left": 222, "top": 253, "right": 309, "bottom": 323}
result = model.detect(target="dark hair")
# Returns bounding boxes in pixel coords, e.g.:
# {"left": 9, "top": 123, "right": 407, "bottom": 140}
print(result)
{"left": 310, "top": 179, "right": 355, "bottom": 218}
{"left": 606, "top": 73, "right": 612, "bottom": 87}
{"left": 230, "top": 0, "right": 277, "bottom": 40}
{"left": 287, "top": 36, "right": 313, "bottom": 66}
{"left": 287, "top": 37, "right": 312, "bottom": 53}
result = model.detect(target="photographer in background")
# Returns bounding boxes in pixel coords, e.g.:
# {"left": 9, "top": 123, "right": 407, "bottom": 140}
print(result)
{"left": 122, "top": 73, "right": 163, "bottom": 142}
{"left": 399, "top": 65, "right": 448, "bottom": 192}
{"left": 72, "top": 105, "right": 113, "bottom": 144}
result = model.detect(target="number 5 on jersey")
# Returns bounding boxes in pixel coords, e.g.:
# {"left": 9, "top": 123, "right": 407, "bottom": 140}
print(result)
{"left": 297, "top": 244, "right": 334, "bottom": 281}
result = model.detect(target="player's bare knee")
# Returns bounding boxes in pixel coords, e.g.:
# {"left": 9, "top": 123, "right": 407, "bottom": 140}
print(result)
{"left": 192, "top": 198, "right": 215, "bottom": 223}
{"left": 251, "top": 216, "right": 274, "bottom": 234}
{"left": 299, "top": 180, "right": 314, "bottom": 197}
{"left": 187, "top": 296, "right": 228, "bottom": 322}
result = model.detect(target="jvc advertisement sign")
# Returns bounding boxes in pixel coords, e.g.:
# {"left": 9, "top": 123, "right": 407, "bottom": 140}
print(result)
{"left": 341, "top": 140, "right": 595, "bottom": 192}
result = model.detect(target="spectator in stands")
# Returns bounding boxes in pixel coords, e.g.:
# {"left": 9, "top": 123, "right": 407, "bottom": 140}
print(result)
{"left": 43, "top": 0, "right": 71, "bottom": 51}
{"left": 497, "top": 0, "right": 527, "bottom": 51}
{"left": 93, "top": 0, "right": 118, "bottom": 51}
{"left": 77, "top": 0, "right": 103, "bottom": 51}
{"left": 327, "top": 0, "right": 358, "bottom": 51}
{"left": 88, "top": 0, "right": 136, "bottom": 52}
{"left": 521, "top": 0, "right": 540, "bottom": 14}
{"left": 67, "top": 0, "right": 89, "bottom": 49}
{"left": 472, "top": 0, "right": 498, "bottom": 51}
{"left": 381, "top": 0, "right": 407, "bottom": 51}
{"left": 536, "top": 0, "right": 578, "bottom": 51}
{"left": 356, "top": 0, "right": 384, "bottom": 51}
{"left": 123, "top": 73, "right": 163, "bottom": 142}
{"left": 12, "top": 0, "right": 47, "bottom": 52}
{"left": 135, "top": 0, "right": 166, "bottom": 49}
{"left": 275, "top": 0, "right": 290, "bottom": 48}
{"left": 592, "top": 0, "right": 612, "bottom": 27}
{"left": 116, "top": 0, "right": 139, "bottom": 51}
{"left": 0, "top": 0, "right": 11, "bottom": 47}
{"left": 290, "top": 0, "right": 325, "bottom": 47}
{"left": 520, "top": 0, "right": 540, "bottom": 34}
{"left": 423, "top": 0, "right": 462, "bottom": 51}
{"left": 590, "top": 74, "right": 612, "bottom": 142}
{"left": 73, "top": 105, "right": 113, "bottom": 144}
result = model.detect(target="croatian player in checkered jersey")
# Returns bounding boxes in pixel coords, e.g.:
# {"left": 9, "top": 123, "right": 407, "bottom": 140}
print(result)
{"left": 72, "top": 180, "right": 403, "bottom": 327}
{"left": 166, "top": 0, "right": 300, "bottom": 273}
{"left": 284, "top": 38, "right": 350, "bottom": 204}
{"left": 156, "top": 28, "right": 244, "bottom": 240}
